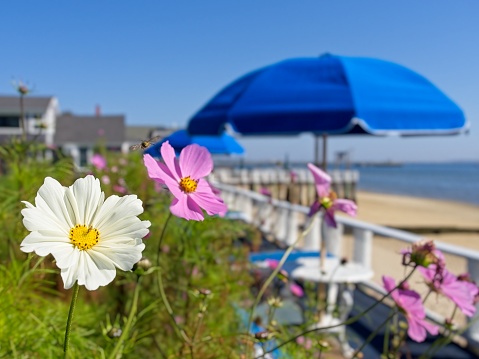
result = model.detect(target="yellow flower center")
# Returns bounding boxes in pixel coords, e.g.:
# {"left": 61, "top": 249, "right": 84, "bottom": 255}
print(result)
{"left": 320, "top": 191, "right": 337, "bottom": 209}
{"left": 179, "top": 176, "right": 198, "bottom": 193}
{"left": 69, "top": 224, "right": 100, "bottom": 251}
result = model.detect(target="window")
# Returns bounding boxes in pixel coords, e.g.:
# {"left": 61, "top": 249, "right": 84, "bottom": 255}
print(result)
{"left": 0, "top": 116, "right": 20, "bottom": 127}
{"left": 79, "top": 147, "right": 88, "bottom": 167}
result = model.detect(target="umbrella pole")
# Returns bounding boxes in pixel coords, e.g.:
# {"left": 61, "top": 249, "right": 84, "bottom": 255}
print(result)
{"left": 321, "top": 133, "right": 327, "bottom": 170}
{"left": 314, "top": 135, "right": 320, "bottom": 166}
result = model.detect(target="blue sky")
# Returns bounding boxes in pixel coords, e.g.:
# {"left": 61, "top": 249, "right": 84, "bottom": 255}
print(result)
{"left": 1, "top": 1, "right": 477, "bottom": 162}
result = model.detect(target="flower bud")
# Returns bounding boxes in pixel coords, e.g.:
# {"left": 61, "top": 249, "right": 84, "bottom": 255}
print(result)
{"left": 133, "top": 257, "right": 152, "bottom": 275}
{"left": 254, "top": 331, "right": 273, "bottom": 341}
{"left": 402, "top": 240, "right": 442, "bottom": 268}
{"left": 267, "top": 296, "right": 283, "bottom": 308}
{"left": 107, "top": 327, "right": 122, "bottom": 338}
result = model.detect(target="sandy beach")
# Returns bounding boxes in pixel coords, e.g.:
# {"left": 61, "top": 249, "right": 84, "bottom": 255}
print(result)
{"left": 341, "top": 191, "right": 479, "bottom": 323}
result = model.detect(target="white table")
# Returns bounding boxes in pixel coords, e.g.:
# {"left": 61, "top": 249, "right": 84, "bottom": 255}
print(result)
{"left": 293, "top": 257, "right": 373, "bottom": 283}
{"left": 291, "top": 257, "right": 374, "bottom": 358}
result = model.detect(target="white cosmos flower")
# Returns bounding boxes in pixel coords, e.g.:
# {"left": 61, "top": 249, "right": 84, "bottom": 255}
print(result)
{"left": 20, "top": 175, "right": 151, "bottom": 291}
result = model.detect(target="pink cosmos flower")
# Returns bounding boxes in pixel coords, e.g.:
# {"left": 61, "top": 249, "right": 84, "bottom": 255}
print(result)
{"left": 101, "top": 175, "right": 110, "bottom": 185}
{"left": 143, "top": 141, "right": 227, "bottom": 221}
{"left": 290, "top": 282, "right": 304, "bottom": 297}
{"left": 401, "top": 240, "right": 444, "bottom": 269}
{"left": 289, "top": 170, "right": 298, "bottom": 184}
{"left": 296, "top": 336, "right": 312, "bottom": 350}
{"left": 91, "top": 154, "right": 107, "bottom": 170}
{"left": 419, "top": 264, "right": 479, "bottom": 317}
{"left": 383, "top": 276, "right": 439, "bottom": 342}
{"left": 265, "top": 259, "right": 279, "bottom": 269}
{"left": 259, "top": 187, "right": 272, "bottom": 197}
{"left": 113, "top": 184, "right": 127, "bottom": 194}
{"left": 307, "top": 163, "right": 357, "bottom": 227}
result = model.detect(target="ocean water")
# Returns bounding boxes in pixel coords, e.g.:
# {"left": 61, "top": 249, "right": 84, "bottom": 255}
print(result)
{"left": 355, "top": 162, "right": 479, "bottom": 206}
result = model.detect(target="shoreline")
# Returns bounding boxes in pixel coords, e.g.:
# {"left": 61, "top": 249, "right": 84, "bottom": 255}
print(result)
{"left": 357, "top": 188, "right": 479, "bottom": 208}
{"left": 352, "top": 190, "right": 479, "bottom": 231}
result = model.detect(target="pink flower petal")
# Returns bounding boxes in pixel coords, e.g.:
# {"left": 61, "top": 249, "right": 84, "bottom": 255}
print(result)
{"left": 308, "top": 201, "right": 321, "bottom": 217}
{"left": 189, "top": 180, "right": 227, "bottom": 215}
{"left": 407, "top": 317, "right": 428, "bottom": 342}
{"left": 419, "top": 265, "right": 478, "bottom": 317}
{"left": 160, "top": 141, "right": 181, "bottom": 180}
{"left": 265, "top": 259, "right": 279, "bottom": 269}
{"left": 323, "top": 209, "right": 337, "bottom": 228}
{"left": 382, "top": 276, "right": 438, "bottom": 343}
{"left": 143, "top": 154, "right": 166, "bottom": 184}
{"left": 307, "top": 163, "right": 331, "bottom": 198}
{"left": 170, "top": 195, "right": 205, "bottom": 221}
{"left": 290, "top": 283, "right": 304, "bottom": 297}
{"left": 91, "top": 154, "right": 107, "bottom": 170}
{"left": 332, "top": 199, "right": 357, "bottom": 217}
{"left": 179, "top": 144, "right": 213, "bottom": 180}
{"left": 382, "top": 276, "right": 395, "bottom": 291}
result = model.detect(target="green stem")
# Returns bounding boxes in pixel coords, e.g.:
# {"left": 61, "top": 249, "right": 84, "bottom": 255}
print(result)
{"left": 422, "top": 288, "right": 433, "bottom": 304}
{"left": 108, "top": 277, "right": 142, "bottom": 359}
{"left": 63, "top": 282, "right": 80, "bottom": 358}
{"left": 157, "top": 269, "right": 191, "bottom": 343}
{"left": 352, "top": 311, "right": 396, "bottom": 358}
{"left": 192, "top": 302, "right": 206, "bottom": 345}
{"left": 155, "top": 212, "right": 191, "bottom": 344}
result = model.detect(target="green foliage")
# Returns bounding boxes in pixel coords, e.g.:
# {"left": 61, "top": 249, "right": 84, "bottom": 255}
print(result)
{"left": 0, "top": 139, "right": 74, "bottom": 261}
{"left": 0, "top": 143, "right": 262, "bottom": 358}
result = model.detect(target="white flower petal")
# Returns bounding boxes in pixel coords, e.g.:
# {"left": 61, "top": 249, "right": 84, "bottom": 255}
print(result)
{"left": 90, "top": 240, "right": 144, "bottom": 271}
{"left": 22, "top": 175, "right": 147, "bottom": 291}
{"left": 21, "top": 231, "right": 70, "bottom": 256}
{"left": 21, "top": 205, "right": 69, "bottom": 234}
{"left": 101, "top": 220, "right": 151, "bottom": 242}
{"left": 66, "top": 176, "right": 104, "bottom": 225}
{"left": 22, "top": 177, "right": 74, "bottom": 232}
{"left": 92, "top": 194, "right": 145, "bottom": 232}
{"left": 53, "top": 245, "right": 79, "bottom": 269}
{"left": 61, "top": 251, "right": 116, "bottom": 290}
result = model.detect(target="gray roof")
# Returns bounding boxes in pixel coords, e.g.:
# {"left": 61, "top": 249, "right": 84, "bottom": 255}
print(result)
{"left": 0, "top": 96, "right": 54, "bottom": 114}
{"left": 54, "top": 113, "right": 125, "bottom": 145}
{"left": 125, "top": 126, "right": 174, "bottom": 142}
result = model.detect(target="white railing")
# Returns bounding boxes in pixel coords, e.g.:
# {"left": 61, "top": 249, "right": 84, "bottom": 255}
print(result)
{"left": 214, "top": 181, "right": 479, "bottom": 348}
{"left": 211, "top": 167, "right": 359, "bottom": 203}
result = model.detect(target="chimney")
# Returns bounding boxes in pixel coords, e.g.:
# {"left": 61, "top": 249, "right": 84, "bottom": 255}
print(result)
{"left": 95, "top": 104, "right": 101, "bottom": 117}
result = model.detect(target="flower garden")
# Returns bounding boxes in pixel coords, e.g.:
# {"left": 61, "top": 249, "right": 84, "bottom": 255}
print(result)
{"left": 1, "top": 138, "right": 478, "bottom": 358}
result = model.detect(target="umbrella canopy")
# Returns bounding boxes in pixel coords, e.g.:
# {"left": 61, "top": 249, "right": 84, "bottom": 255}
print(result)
{"left": 143, "top": 129, "right": 244, "bottom": 157}
{"left": 187, "top": 54, "right": 467, "bottom": 137}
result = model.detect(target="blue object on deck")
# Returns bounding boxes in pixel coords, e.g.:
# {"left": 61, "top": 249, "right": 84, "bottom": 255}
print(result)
{"left": 143, "top": 129, "right": 244, "bottom": 157}
{"left": 250, "top": 250, "right": 333, "bottom": 263}
{"left": 235, "top": 306, "right": 285, "bottom": 358}
{"left": 187, "top": 54, "right": 467, "bottom": 136}
{"left": 250, "top": 250, "right": 334, "bottom": 273}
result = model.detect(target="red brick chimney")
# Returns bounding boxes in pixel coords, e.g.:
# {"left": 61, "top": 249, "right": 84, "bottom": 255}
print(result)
{"left": 95, "top": 104, "right": 101, "bottom": 117}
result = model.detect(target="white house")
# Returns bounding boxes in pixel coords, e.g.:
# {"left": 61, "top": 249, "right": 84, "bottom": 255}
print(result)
{"left": 0, "top": 95, "right": 59, "bottom": 146}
